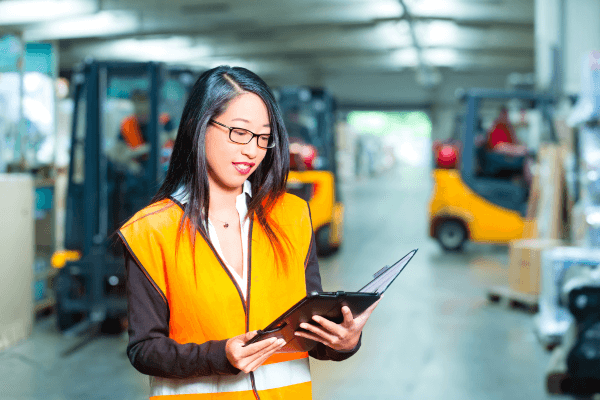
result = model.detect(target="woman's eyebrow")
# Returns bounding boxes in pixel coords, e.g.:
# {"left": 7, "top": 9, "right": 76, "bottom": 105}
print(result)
{"left": 230, "top": 118, "right": 270, "bottom": 130}
{"left": 230, "top": 118, "right": 270, "bottom": 129}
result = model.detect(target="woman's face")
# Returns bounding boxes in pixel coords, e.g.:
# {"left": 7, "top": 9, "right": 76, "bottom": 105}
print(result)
{"left": 205, "top": 92, "right": 270, "bottom": 193}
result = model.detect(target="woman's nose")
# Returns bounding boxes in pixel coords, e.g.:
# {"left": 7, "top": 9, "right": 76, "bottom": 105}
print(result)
{"left": 241, "top": 138, "right": 260, "bottom": 158}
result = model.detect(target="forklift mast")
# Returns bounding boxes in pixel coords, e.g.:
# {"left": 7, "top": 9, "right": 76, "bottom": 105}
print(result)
{"left": 56, "top": 60, "right": 196, "bottom": 332}
{"left": 275, "top": 86, "right": 344, "bottom": 255}
{"left": 276, "top": 87, "right": 340, "bottom": 195}
{"left": 459, "top": 88, "right": 555, "bottom": 216}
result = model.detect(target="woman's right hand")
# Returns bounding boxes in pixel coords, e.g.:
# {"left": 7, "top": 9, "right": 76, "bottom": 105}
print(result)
{"left": 225, "top": 332, "right": 285, "bottom": 373}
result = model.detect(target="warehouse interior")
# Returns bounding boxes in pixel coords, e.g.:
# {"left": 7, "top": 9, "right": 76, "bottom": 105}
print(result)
{"left": 2, "top": 0, "right": 600, "bottom": 399}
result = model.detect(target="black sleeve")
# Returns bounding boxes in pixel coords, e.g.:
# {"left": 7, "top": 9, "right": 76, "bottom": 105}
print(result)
{"left": 304, "top": 210, "right": 362, "bottom": 361}
{"left": 124, "top": 246, "right": 240, "bottom": 378}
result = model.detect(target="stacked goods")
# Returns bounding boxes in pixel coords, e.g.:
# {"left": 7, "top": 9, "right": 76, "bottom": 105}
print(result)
{"left": 502, "top": 144, "right": 568, "bottom": 305}
{"left": 572, "top": 124, "right": 600, "bottom": 247}
{"left": 0, "top": 175, "right": 34, "bottom": 351}
{"left": 535, "top": 247, "right": 600, "bottom": 349}
{"left": 508, "top": 239, "right": 563, "bottom": 296}
{"left": 543, "top": 52, "right": 600, "bottom": 397}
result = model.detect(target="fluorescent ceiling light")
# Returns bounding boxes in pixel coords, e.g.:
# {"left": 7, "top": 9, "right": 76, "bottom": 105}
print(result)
{"left": 389, "top": 48, "right": 419, "bottom": 67}
{"left": 416, "top": 21, "right": 462, "bottom": 47}
{"left": 368, "top": 1, "right": 404, "bottom": 18}
{"left": 94, "top": 37, "right": 212, "bottom": 63}
{"left": 403, "top": 0, "right": 469, "bottom": 14}
{"left": 23, "top": 11, "right": 139, "bottom": 41}
{"left": 423, "top": 48, "right": 461, "bottom": 66}
{"left": 0, "top": 0, "right": 96, "bottom": 25}
{"left": 189, "top": 58, "right": 262, "bottom": 73}
{"left": 374, "top": 21, "right": 412, "bottom": 48}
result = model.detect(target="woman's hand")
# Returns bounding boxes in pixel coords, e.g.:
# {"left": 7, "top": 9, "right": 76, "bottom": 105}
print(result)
{"left": 226, "top": 331, "right": 286, "bottom": 373}
{"left": 294, "top": 298, "right": 381, "bottom": 351}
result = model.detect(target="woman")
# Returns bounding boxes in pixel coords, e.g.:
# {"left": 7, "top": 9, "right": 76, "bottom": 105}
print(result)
{"left": 118, "top": 66, "right": 379, "bottom": 399}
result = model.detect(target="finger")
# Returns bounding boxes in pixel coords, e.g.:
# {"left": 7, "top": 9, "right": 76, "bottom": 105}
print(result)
{"left": 294, "top": 330, "right": 329, "bottom": 346}
{"left": 247, "top": 337, "right": 285, "bottom": 359}
{"left": 244, "top": 331, "right": 258, "bottom": 340}
{"left": 299, "top": 322, "right": 338, "bottom": 343}
{"left": 359, "top": 298, "right": 382, "bottom": 319}
{"left": 240, "top": 339, "right": 285, "bottom": 372}
{"left": 355, "top": 299, "right": 382, "bottom": 326}
{"left": 312, "top": 315, "right": 348, "bottom": 336}
{"left": 233, "top": 331, "right": 258, "bottom": 349}
{"left": 239, "top": 336, "right": 278, "bottom": 357}
{"left": 341, "top": 306, "right": 354, "bottom": 326}
{"left": 247, "top": 340, "right": 286, "bottom": 371}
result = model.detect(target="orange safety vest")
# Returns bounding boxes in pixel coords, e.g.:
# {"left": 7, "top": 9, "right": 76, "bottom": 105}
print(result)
{"left": 119, "top": 193, "right": 313, "bottom": 399}
{"left": 120, "top": 115, "right": 146, "bottom": 149}
{"left": 120, "top": 113, "right": 172, "bottom": 149}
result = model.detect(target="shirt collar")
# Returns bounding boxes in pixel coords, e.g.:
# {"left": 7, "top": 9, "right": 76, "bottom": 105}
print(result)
{"left": 171, "top": 180, "right": 252, "bottom": 205}
{"left": 241, "top": 179, "right": 252, "bottom": 198}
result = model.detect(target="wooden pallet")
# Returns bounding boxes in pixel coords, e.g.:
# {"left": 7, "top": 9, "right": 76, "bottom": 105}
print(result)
{"left": 34, "top": 296, "right": 56, "bottom": 318}
{"left": 487, "top": 285, "right": 539, "bottom": 313}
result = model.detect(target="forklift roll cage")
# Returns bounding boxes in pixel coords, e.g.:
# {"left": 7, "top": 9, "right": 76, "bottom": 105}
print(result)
{"left": 459, "top": 88, "right": 556, "bottom": 216}
{"left": 56, "top": 60, "right": 196, "bottom": 332}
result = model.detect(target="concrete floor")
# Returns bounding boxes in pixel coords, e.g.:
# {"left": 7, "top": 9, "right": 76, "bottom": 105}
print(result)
{"left": 0, "top": 164, "right": 575, "bottom": 400}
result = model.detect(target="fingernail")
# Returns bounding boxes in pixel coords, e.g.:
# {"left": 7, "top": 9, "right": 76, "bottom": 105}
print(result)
{"left": 300, "top": 323, "right": 307, "bottom": 329}
{"left": 269, "top": 338, "right": 276, "bottom": 343}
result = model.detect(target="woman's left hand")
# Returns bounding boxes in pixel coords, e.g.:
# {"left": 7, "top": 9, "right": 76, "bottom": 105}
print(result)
{"left": 294, "top": 298, "right": 381, "bottom": 351}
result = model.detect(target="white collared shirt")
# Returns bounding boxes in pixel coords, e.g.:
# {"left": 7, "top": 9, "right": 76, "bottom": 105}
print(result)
{"left": 171, "top": 180, "right": 252, "bottom": 300}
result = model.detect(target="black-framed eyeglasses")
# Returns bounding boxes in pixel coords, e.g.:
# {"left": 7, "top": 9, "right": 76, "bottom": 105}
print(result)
{"left": 210, "top": 119, "right": 275, "bottom": 149}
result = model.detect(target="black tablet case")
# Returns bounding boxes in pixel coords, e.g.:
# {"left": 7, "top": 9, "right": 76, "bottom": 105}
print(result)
{"left": 245, "top": 249, "right": 417, "bottom": 352}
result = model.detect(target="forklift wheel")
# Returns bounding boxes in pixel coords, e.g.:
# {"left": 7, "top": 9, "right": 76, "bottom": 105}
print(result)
{"left": 55, "top": 300, "right": 85, "bottom": 332}
{"left": 100, "top": 316, "right": 127, "bottom": 335}
{"left": 436, "top": 220, "right": 467, "bottom": 252}
{"left": 315, "top": 224, "right": 339, "bottom": 257}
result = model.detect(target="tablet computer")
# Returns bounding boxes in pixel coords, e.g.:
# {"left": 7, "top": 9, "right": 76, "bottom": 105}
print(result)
{"left": 244, "top": 249, "right": 417, "bottom": 352}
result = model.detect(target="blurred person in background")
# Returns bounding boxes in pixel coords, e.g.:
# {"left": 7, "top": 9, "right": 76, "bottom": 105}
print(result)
{"left": 112, "top": 89, "right": 176, "bottom": 175}
{"left": 473, "top": 106, "right": 533, "bottom": 184}
{"left": 485, "top": 106, "right": 527, "bottom": 157}
{"left": 107, "top": 89, "right": 176, "bottom": 229}
{"left": 117, "top": 66, "right": 379, "bottom": 399}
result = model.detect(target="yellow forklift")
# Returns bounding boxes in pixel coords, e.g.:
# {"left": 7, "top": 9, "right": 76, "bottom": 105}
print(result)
{"left": 51, "top": 60, "right": 196, "bottom": 333}
{"left": 276, "top": 87, "right": 344, "bottom": 256}
{"left": 428, "top": 88, "right": 555, "bottom": 251}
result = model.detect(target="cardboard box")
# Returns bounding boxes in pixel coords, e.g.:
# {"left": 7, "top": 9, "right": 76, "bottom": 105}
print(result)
{"left": 0, "top": 174, "right": 34, "bottom": 352}
{"left": 509, "top": 239, "right": 562, "bottom": 295}
{"left": 536, "top": 145, "right": 566, "bottom": 240}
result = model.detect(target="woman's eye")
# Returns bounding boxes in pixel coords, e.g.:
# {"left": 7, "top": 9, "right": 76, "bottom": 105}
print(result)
{"left": 258, "top": 136, "right": 271, "bottom": 146}
{"left": 232, "top": 129, "right": 250, "bottom": 138}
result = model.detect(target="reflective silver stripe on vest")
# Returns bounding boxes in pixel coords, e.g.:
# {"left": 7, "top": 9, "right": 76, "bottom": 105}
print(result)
{"left": 149, "top": 358, "right": 311, "bottom": 396}
{"left": 254, "top": 357, "right": 311, "bottom": 391}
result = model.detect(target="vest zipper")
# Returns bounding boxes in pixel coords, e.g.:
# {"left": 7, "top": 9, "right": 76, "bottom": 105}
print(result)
{"left": 199, "top": 216, "right": 260, "bottom": 400}
{"left": 247, "top": 219, "right": 261, "bottom": 400}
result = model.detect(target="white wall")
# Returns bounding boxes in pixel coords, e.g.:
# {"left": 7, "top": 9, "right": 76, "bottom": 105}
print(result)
{"left": 535, "top": 0, "right": 600, "bottom": 94}
{"left": 564, "top": 0, "right": 600, "bottom": 94}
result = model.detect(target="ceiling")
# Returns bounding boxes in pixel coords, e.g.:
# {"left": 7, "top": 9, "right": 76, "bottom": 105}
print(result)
{"left": 1, "top": 0, "right": 534, "bottom": 74}
{"left": 0, "top": 0, "right": 535, "bottom": 107}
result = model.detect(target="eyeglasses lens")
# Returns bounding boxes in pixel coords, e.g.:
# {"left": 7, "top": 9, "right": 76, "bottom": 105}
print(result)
{"left": 230, "top": 128, "right": 274, "bottom": 149}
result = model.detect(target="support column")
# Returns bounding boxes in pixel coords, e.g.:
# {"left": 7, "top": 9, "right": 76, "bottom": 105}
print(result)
{"left": 563, "top": 0, "right": 600, "bottom": 94}
{"left": 535, "top": 0, "right": 600, "bottom": 95}
{"left": 535, "top": 0, "right": 562, "bottom": 92}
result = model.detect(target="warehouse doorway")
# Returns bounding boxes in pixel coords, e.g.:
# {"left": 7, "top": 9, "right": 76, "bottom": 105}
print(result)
{"left": 341, "top": 110, "right": 431, "bottom": 179}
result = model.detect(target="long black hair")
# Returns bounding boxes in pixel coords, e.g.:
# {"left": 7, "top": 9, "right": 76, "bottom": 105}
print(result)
{"left": 151, "top": 65, "right": 291, "bottom": 270}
